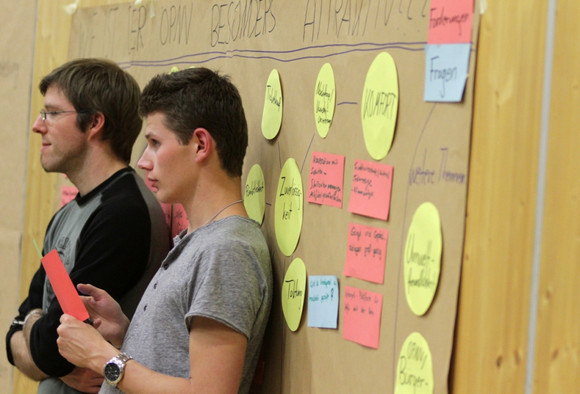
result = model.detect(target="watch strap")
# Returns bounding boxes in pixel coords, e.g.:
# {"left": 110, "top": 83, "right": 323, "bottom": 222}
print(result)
{"left": 104, "top": 352, "right": 133, "bottom": 387}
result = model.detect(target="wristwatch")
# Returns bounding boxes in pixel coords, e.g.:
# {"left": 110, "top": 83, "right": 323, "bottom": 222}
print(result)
{"left": 104, "top": 352, "right": 133, "bottom": 387}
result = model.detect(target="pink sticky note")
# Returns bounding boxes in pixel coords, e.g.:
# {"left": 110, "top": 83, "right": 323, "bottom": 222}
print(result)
{"left": 60, "top": 186, "right": 78, "bottom": 207}
{"left": 41, "top": 249, "right": 90, "bottom": 322}
{"left": 428, "top": 0, "right": 474, "bottom": 44}
{"left": 348, "top": 160, "right": 394, "bottom": 220}
{"left": 342, "top": 286, "right": 383, "bottom": 349}
{"left": 171, "top": 204, "right": 188, "bottom": 237}
{"left": 307, "top": 151, "right": 345, "bottom": 208}
{"left": 344, "top": 223, "right": 389, "bottom": 284}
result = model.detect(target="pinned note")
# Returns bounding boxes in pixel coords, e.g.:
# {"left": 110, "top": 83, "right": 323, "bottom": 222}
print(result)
{"left": 344, "top": 223, "right": 388, "bottom": 284}
{"left": 394, "top": 332, "right": 434, "bottom": 394}
{"left": 404, "top": 202, "right": 442, "bottom": 316}
{"left": 307, "top": 275, "right": 339, "bottom": 329}
{"left": 261, "top": 69, "right": 283, "bottom": 140}
{"left": 41, "top": 249, "right": 90, "bottom": 322}
{"left": 314, "top": 63, "right": 336, "bottom": 138}
{"left": 361, "top": 52, "right": 399, "bottom": 160}
{"left": 424, "top": 44, "right": 471, "bottom": 102}
{"left": 348, "top": 160, "right": 394, "bottom": 221}
{"left": 275, "top": 158, "right": 303, "bottom": 256}
{"left": 307, "top": 151, "right": 345, "bottom": 208}
{"left": 428, "top": 0, "right": 474, "bottom": 44}
{"left": 244, "top": 164, "right": 266, "bottom": 225}
{"left": 282, "top": 258, "right": 307, "bottom": 331}
{"left": 342, "top": 286, "right": 383, "bottom": 349}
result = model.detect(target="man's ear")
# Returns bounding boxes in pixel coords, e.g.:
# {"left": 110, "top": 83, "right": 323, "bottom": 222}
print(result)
{"left": 87, "top": 112, "right": 106, "bottom": 139}
{"left": 192, "top": 128, "right": 213, "bottom": 161}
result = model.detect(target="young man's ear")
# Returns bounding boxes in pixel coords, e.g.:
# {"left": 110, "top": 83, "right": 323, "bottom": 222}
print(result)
{"left": 192, "top": 128, "right": 213, "bottom": 160}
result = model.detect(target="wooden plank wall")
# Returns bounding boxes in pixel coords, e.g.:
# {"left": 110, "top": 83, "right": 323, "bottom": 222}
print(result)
{"left": 8, "top": 0, "right": 579, "bottom": 393}
{"left": 452, "top": 1, "right": 547, "bottom": 392}
{"left": 534, "top": 0, "right": 580, "bottom": 392}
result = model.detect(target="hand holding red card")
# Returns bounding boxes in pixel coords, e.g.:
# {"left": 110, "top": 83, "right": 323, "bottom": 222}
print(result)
{"left": 41, "top": 249, "right": 91, "bottom": 323}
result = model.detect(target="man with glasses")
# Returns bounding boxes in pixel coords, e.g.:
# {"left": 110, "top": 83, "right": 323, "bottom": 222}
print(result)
{"left": 5, "top": 58, "right": 170, "bottom": 394}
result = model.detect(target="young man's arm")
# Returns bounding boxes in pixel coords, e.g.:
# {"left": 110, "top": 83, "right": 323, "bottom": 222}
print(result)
{"left": 57, "top": 315, "right": 247, "bottom": 393}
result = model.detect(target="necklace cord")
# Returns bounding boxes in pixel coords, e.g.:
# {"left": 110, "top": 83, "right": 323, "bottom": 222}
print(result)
{"left": 204, "top": 199, "right": 243, "bottom": 226}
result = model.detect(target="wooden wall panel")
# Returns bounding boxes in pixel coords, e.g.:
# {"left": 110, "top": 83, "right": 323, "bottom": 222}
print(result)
{"left": 452, "top": 1, "right": 547, "bottom": 393}
{"left": 534, "top": 0, "right": 580, "bottom": 392}
{"left": 0, "top": 1, "right": 36, "bottom": 393}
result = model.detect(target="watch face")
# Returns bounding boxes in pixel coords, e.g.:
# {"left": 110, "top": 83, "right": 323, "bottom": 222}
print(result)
{"left": 105, "top": 363, "right": 121, "bottom": 381}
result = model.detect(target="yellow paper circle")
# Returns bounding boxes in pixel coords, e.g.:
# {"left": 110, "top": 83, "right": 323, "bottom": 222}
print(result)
{"left": 243, "top": 164, "right": 266, "bottom": 225}
{"left": 404, "top": 202, "right": 442, "bottom": 316}
{"left": 281, "top": 257, "right": 307, "bottom": 331}
{"left": 394, "top": 332, "right": 434, "bottom": 394}
{"left": 361, "top": 52, "right": 399, "bottom": 160}
{"left": 313, "top": 63, "right": 336, "bottom": 138}
{"left": 274, "top": 158, "right": 303, "bottom": 256}
{"left": 261, "top": 69, "right": 283, "bottom": 140}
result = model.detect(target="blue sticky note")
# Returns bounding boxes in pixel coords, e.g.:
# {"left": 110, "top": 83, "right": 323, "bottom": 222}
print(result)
{"left": 307, "top": 275, "right": 339, "bottom": 329}
{"left": 424, "top": 43, "right": 471, "bottom": 102}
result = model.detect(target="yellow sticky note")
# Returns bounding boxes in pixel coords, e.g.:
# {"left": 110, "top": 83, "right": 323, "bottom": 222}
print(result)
{"left": 395, "top": 332, "right": 434, "bottom": 394}
{"left": 314, "top": 63, "right": 336, "bottom": 138}
{"left": 261, "top": 69, "right": 283, "bottom": 140}
{"left": 361, "top": 52, "right": 399, "bottom": 160}
{"left": 244, "top": 164, "right": 266, "bottom": 225}
{"left": 281, "top": 257, "right": 306, "bottom": 331}
{"left": 404, "top": 202, "right": 442, "bottom": 316}
{"left": 275, "top": 158, "right": 303, "bottom": 256}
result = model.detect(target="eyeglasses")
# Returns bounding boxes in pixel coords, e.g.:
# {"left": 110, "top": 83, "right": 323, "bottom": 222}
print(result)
{"left": 39, "top": 109, "right": 78, "bottom": 121}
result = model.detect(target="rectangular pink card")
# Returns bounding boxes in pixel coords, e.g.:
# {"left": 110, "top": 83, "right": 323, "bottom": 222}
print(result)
{"left": 307, "top": 151, "right": 345, "bottom": 208}
{"left": 41, "top": 249, "right": 90, "bottom": 322}
{"left": 428, "top": 0, "right": 474, "bottom": 44}
{"left": 348, "top": 160, "right": 394, "bottom": 220}
{"left": 344, "top": 223, "right": 389, "bottom": 284}
{"left": 342, "top": 286, "right": 383, "bottom": 349}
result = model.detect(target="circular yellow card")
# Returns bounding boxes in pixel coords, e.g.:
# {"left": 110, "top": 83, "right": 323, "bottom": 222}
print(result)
{"left": 281, "top": 257, "right": 307, "bottom": 331}
{"left": 261, "top": 69, "right": 283, "bottom": 140}
{"left": 313, "top": 63, "right": 336, "bottom": 138}
{"left": 404, "top": 202, "right": 442, "bottom": 316}
{"left": 275, "top": 158, "right": 303, "bottom": 256}
{"left": 243, "top": 164, "right": 266, "bottom": 225}
{"left": 361, "top": 52, "right": 399, "bottom": 160}
{"left": 395, "top": 332, "right": 434, "bottom": 394}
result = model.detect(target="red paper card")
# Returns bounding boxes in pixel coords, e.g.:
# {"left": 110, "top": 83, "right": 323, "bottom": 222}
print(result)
{"left": 41, "top": 249, "right": 90, "bottom": 322}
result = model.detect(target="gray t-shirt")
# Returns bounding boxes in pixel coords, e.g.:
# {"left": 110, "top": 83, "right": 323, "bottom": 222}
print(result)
{"left": 100, "top": 216, "right": 272, "bottom": 394}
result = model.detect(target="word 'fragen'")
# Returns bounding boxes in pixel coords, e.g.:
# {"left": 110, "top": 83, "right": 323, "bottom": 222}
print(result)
{"left": 408, "top": 147, "right": 466, "bottom": 186}
{"left": 429, "top": 55, "right": 458, "bottom": 98}
{"left": 210, "top": 0, "right": 277, "bottom": 47}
